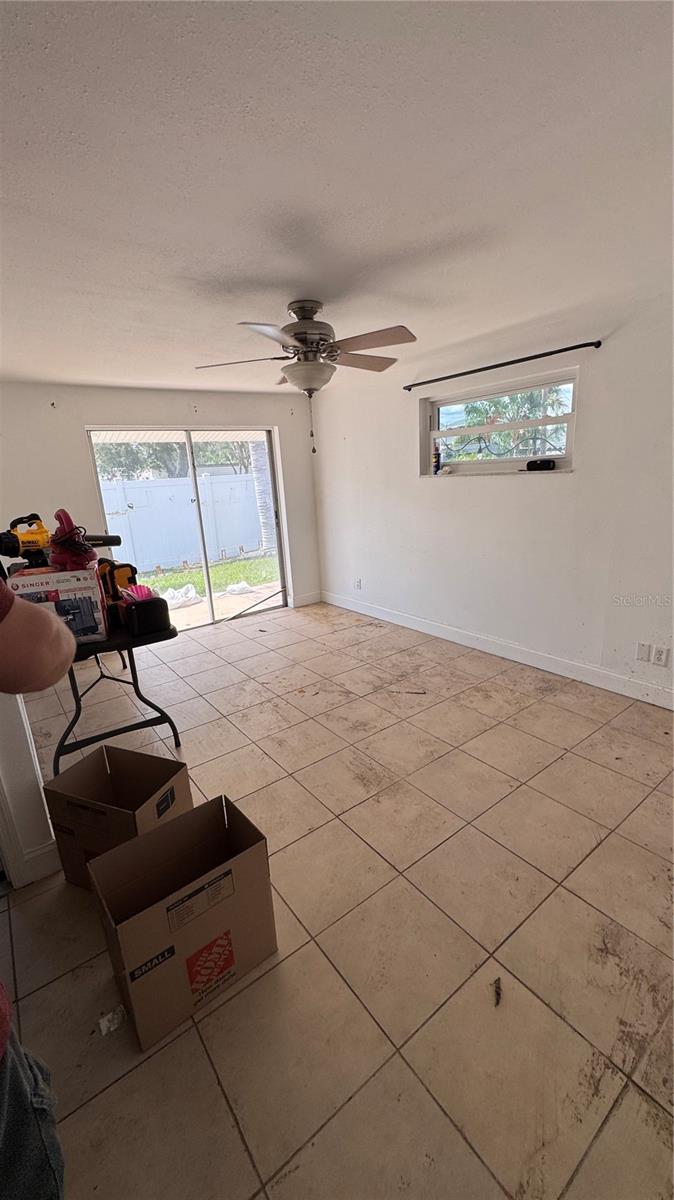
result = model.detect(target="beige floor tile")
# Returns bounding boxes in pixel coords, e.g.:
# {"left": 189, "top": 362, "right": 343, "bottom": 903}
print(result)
{"left": 657, "top": 770, "right": 673, "bottom": 795}
{"left": 0, "top": 911, "right": 14, "bottom": 1000}
{"left": 199, "top": 942, "right": 391, "bottom": 1178}
{"left": 476, "top": 785, "right": 606, "bottom": 880}
{"left": 73, "top": 695, "right": 143, "bottom": 737}
{"left": 259, "top": 664, "right": 324, "bottom": 695}
{"left": 453, "top": 649, "right": 512, "bottom": 679}
{"left": 575, "top": 725, "right": 672, "bottom": 787}
{"left": 401, "top": 662, "right": 473, "bottom": 693}
{"left": 24, "top": 693, "right": 64, "bottom": 721}
{"left": 237, "top": 776, "right": 333, "bottom": 853}
{"left": 343, "top": 780, "right": 463, "bottom": 870}
{"left": 302, "top": 650, "right": 361, "bottom": 677}
{"left": 268, "top": 1055, "right": 503, "bottom": 1200}
{"left": 458, "top": 679, "right": 533, "bottom": 721}
{"left": 239, "top": 650, "right": 294, "bottom": 678}
{"left": 404, "top": 963, "right": 623, "bottom": 1200}
{"left": 80, "top": 726, "right": 160, "bottom": 753}
{"left": 208, "top": 678, "right": 274, "bottom": 715}
{"left": 547, "top": 679, "right": 633, "bottom": 722}
{"left": 620, "top": 790, "right": 673, "bottom": 861}
{"left": 19, "top": 953, "right": 190, "bottom": 1118}
{"left": 258, "top": 719, "right": 348, "bottom": 772}
{"left": 169, "top": 716, "right": 249, "bottom": 767}
{"left": 152, "top": 634, "right": 202, "bottom": 662}
{"left": 498, "top": 888, "right": 672, "bottom": 1073}
{"left": 315, "top": 697, "right": 399, "bottom": 742}
{"left": 285, "top": 678, "right": 355, "bottom": 716}
{"left": 330, "top": 662, "right": 398, "bottom": 697}
{"left": 407, "top": 825, "right": 553, "bottom": 950}
{"left": 254, "top": 629, "right": 309, "bottom": 650}
{"left": 215, "top": 639, "right": 272, "bottom": 664}
{"left": 409, "top": 748, "right": 519, "bottom": 819}
{"left": 270, "top": 820, "right": 395, "bottom": 934}
{"left": 410, "top": 697, "right": 495, "bottom": 745}
{"left": 529, "top": 752, "right": 649, "bottom": 826}
{"left": 497, "top": 663, "right": 565, "bottom": 699}
{"left": 59, "top": 1028, "right": 258, "bottom": 1200}
{"left": 36, "top": 743, "right": 83, "bottom": 780}
{"left": 507, "top": 700, "right": 603, "bottom": 748}
{"left": 28, "top": 710, "right": 71, "bottom": 748}
{"left": 183, "top": 662, "right": 248, "bottom": 693}
{"left": 133, "top": 677, "right": 199, "bottom": 711}
{"left": 12, "top": 881, "right": 106, "bottom": 996}
{"left": 10, "top": 870, "right": 64, "bottom": 908}
{"left": 367, "top": 682, "right": 443, "bottom": 718}
{"left": 634, "top": 1010, "right": 673, "bottom": 1112}
{"left": 566, "top": 834, "right": 673, "bottom": 956}
{"left": 349, "top": 627, "right": 431, "bottom": 659}
{"left": 196, "top": 889, "right": 310, "bottom": 1021}
{"left": 564, "top": 1086, "right": 672, "bottom": 1200}
{"left": 191, "top": 743, "right": 286, "bottom": 801}
{"left": 157, "top": 695, "right": 221, "bottom": 733}
{"left": 463, "top": 723, "right": 562, "bottom": 781}
{"left": 609, "top": 700, "right": 674, "bottom": 748}
{"left": 171, "top": 649, "right": 227, "bottom": 678}
{"left": 316, "top": 625, "right": 386, "bottom": 651}
{"left": 382, "top": 642, "right": 467, "bottom": 676}
{"left": 358, "top": 720, "right": 450, "bottom": 775}
{"left": 294, "top": 746, "right": 397, "bottom": 813}
{"left": 318, "top": 878, "right": 483, "bottom": 1044}
{"left": 130, "top": 663, "right": 178, "bottom": 689}
{"left": 226, "top": 697, "right": 305, "bottom": 739}
{"left": 275, "top": 638, "right": 331, "bottom": 663}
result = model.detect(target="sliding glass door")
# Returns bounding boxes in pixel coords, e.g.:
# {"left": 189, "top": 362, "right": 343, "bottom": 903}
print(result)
{"left": 89, "top": 429, "right": 286, "bottom": 630}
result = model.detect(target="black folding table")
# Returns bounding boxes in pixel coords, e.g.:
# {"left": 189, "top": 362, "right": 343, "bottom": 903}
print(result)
{"left": 52, "top": 626, "right": 182, "bottom": 775}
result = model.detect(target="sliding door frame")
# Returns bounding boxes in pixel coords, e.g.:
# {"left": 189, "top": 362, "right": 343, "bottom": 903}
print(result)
{"left": 86, "top": 425, "right": 289, "bottom": 627}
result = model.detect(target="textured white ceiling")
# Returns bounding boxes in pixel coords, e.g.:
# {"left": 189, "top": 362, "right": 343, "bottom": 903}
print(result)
{"left": 0, "top": 2, "right": 670, "bottom": 391}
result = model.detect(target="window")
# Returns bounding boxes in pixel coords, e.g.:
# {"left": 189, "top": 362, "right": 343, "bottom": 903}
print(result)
{"left": 425, "top": 376, "right": 576, "bottom": 475}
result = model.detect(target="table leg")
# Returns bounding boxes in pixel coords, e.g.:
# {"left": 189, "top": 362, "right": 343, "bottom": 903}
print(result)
{"left": 52, "top": 667, "right": 82, "bottom": 776}
{"left": 127, "top": 647, "right": 181, "bottom": 748}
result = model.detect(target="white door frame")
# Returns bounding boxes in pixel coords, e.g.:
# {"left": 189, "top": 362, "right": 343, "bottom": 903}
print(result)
{"left": 0, "top": 694, "right": 60, "bottom": 887}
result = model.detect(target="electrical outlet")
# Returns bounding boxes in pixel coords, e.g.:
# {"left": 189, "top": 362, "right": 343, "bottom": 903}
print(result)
{"left": 636, "top": 642, "right": 652, "bottom": 663}
{"left": 652, "top": 646, "right": 670, "bottom": 667}
{"left": 354, "top": 577, "right": 363, "bottom": 591}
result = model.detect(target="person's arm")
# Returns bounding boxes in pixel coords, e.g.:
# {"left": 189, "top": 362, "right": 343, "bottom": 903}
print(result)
{"left": 0, "top": 579, "right": 77, "bottom": 693}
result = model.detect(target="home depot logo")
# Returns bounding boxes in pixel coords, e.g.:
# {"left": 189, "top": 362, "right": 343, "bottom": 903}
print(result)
{"left": 129, "top": 945, "right": 175, "bottom": 983}
{"left": 186, "top": 931, "right": 235, "bottom": 997}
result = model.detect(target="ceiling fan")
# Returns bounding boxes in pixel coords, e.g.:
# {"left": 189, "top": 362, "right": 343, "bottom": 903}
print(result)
{"left": 195, "top": 300, "right": 416, "bottom": 396}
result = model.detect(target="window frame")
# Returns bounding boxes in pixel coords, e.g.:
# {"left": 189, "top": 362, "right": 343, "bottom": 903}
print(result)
{"left": 421, "top": 367, "right": 579, "bottom": 477}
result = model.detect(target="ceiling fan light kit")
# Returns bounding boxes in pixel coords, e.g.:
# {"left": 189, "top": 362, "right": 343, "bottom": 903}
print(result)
{"left": 196, "top": 299, "right": 417, "bottom": 397}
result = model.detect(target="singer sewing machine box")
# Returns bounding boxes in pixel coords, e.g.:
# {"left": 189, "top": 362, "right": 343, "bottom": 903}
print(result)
{"left": 7, "top": 566, "right": 108, "bottom": 642}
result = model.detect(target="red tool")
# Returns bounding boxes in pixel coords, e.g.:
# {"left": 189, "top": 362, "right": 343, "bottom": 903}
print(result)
{"left": 49, "top": 509, "right": 99, "bottom": 570}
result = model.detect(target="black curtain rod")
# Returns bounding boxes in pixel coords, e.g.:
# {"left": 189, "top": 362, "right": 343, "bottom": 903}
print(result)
{"left": 402, "top": 340, "right": 602, "bottom": 392}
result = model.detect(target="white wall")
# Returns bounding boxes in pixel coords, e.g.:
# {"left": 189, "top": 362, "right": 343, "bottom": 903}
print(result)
{"left": 313, "top": 294, "right": 673, "bottom": 706}
{"left": 0, "top": 382, "right": 321, "bottom": 606}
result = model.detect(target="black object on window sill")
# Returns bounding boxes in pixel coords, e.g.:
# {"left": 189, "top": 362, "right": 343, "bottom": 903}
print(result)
{"left": 526, "top": 459, "right": 556, "bottom": 471}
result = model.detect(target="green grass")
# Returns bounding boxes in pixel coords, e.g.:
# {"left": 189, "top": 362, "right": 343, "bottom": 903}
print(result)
{"left": 139, "top": 554, "right": 280, "bottom": 596}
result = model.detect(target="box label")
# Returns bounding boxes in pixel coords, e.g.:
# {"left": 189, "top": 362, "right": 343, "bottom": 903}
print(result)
{"left": 129, "top": 944, "right": 176, "bottom": 983}
{"left": 165, "top": 869, "right": 234, "bottom": 933}
{"left": 156, "top": 786, "right": 175, "bottom": 819}
{"left": 186, "top": 931, "right": 235, "bottom": 1000}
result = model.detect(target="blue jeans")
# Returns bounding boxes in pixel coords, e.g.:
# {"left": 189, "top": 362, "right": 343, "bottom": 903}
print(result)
{"left": 0, "top": 1030, "right": 64, "bottom": 1200}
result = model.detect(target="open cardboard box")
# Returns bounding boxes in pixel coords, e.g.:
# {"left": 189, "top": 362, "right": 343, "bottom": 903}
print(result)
{"left": 88, "top": 796, "right": 277, "bottom": 1050}
{"left": 43, "top": 746, "right": 193, "bottom": 888}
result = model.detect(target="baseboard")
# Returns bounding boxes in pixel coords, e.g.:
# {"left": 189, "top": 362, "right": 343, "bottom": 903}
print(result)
{"left": 289, "top": 591, "right": 322, "bottom": 608}
{"left": 321, "top": 591, "right": 674, "bottom": 709}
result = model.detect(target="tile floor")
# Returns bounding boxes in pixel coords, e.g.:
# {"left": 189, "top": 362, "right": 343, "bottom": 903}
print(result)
{"left": 7, "top": 603, "right": 673, "bottom": 1199}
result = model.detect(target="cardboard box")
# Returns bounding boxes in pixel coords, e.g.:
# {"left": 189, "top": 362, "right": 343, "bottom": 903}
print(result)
{"left": 8, "top": 566, "right": 107, "bottom": 642}
{"left": 88, "top": 796, "right": 277, "bottom": 1050}
{"left": 43, "top": 746, "right": 193, "bottom": 889}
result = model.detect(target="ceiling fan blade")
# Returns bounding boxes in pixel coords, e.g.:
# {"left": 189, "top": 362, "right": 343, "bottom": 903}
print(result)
{"left": 195, "top": 355, "right": 288, "bottom": 371}
{"left": 238, "top": 322, "right": 303, "bottom": 349}
{"left": 334, "top": 325, "right": 416, "bottom": 353}
{"left": 338, "top": 352, "right": 397, "bottom": 372}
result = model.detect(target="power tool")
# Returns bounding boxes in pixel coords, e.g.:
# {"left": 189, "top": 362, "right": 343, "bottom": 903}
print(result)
{"left": 0, "top": 512, "right": 122, "bottom": 579}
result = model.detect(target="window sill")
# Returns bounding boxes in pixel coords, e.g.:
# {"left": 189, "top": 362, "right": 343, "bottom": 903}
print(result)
{"left": 422, "top": 467, "right": 574, "bottom": 478}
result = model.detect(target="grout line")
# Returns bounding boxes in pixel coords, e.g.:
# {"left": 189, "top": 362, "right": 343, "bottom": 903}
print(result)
{"left": 556, "top": 1081, "right": 629, "bottom": 1200}
{"left": 194, "top": 1021, "right": 266, "bottom": 1195}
